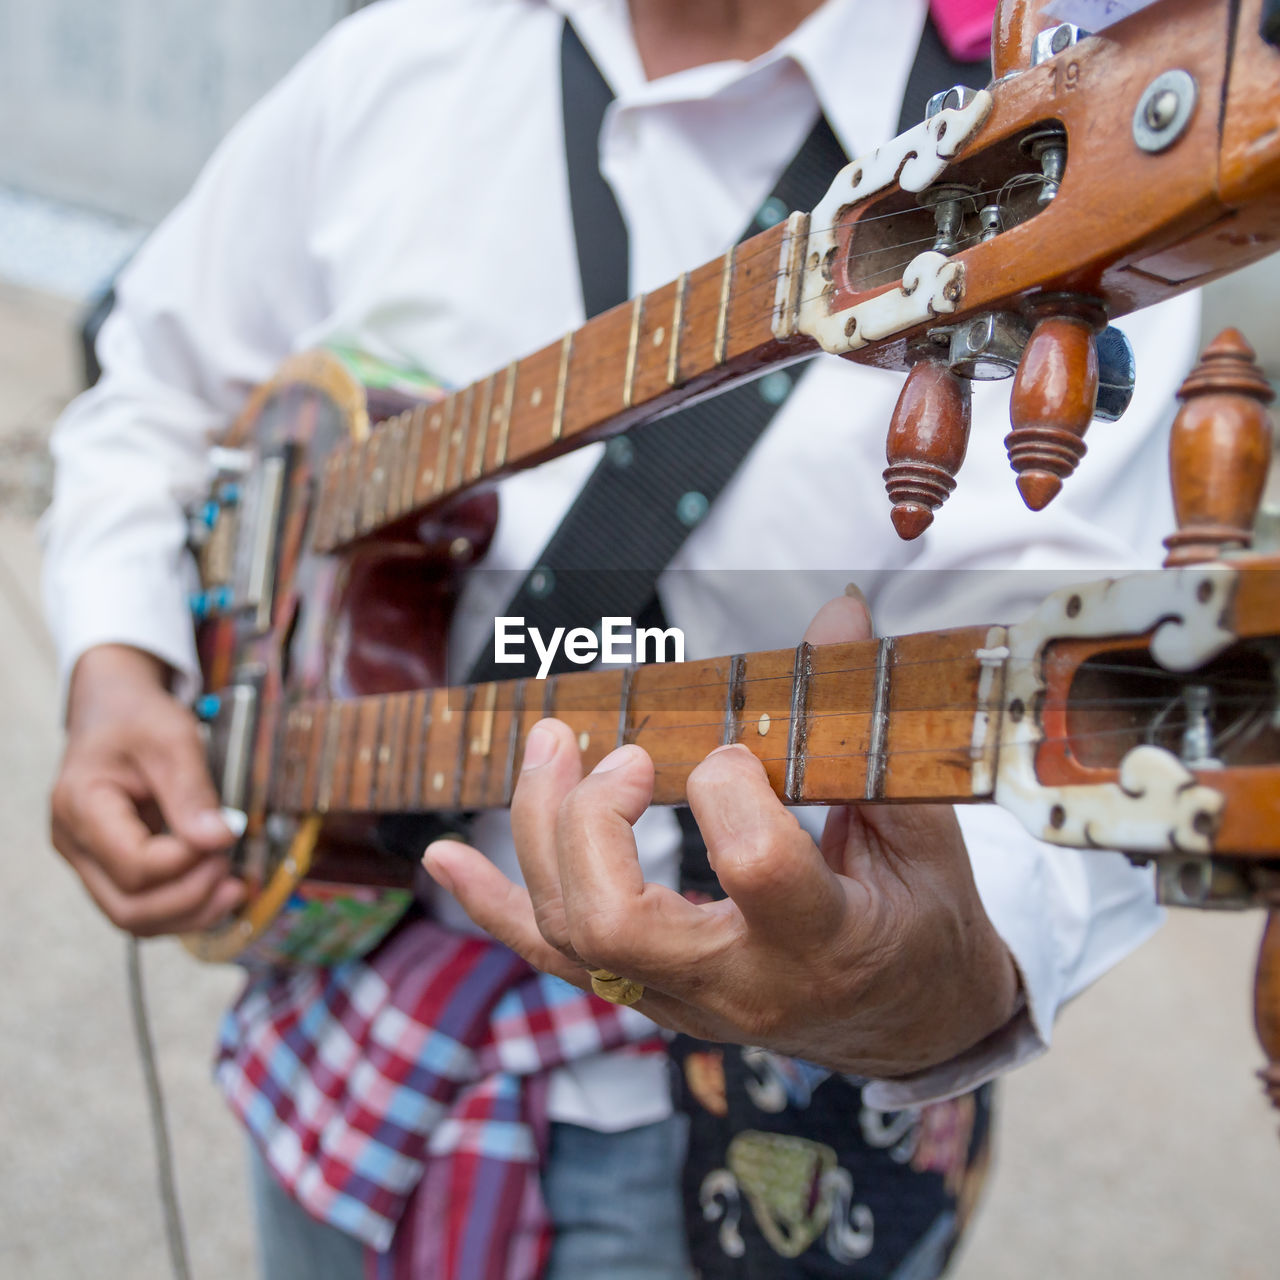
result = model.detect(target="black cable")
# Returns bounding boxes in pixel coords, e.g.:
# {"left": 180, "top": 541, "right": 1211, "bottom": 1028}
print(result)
{"left": 126, "top": 938, "right": 194, "bottom": 1280}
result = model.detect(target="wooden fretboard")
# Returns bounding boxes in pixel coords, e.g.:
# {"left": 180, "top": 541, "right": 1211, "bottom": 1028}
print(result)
{"left": 310, "top": 214, "right": 817, "bottom": 552}
{"left": 271, "top": 626, "right": 1007, "bottom": 817}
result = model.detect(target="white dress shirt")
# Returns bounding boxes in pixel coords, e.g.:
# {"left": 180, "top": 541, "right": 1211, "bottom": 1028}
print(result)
{"left": 42, "top": 0, "right": 1195, "bottom": 1123}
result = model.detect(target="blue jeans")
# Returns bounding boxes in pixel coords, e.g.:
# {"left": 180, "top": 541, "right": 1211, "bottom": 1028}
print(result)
{"left": 250, "top": 1117, "right": 692, "bottom": 1279}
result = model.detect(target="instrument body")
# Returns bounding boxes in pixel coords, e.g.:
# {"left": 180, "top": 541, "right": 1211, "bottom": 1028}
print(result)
{"left": 189, "top": 350, "right": 495, "bottom": 963}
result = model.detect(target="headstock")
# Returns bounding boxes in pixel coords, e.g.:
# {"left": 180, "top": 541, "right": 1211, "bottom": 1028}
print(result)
{"left": 785, "top": 0, "right": 1280, "bottom": 534}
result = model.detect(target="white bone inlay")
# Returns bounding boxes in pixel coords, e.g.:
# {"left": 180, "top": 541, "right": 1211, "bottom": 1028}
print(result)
{"left": 995, "top": 567, "right": 1236, "bottom": 854}
{"left": 779, "top": 91, "right": 992, "bottom": 354}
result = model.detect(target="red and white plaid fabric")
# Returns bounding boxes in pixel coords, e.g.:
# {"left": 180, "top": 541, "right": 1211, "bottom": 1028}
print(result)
{"left": 216, "top": 917, "right": 661, "bottom": 1279}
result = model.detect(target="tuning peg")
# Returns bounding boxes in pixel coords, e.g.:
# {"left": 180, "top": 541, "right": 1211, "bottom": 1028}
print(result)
{"left": 883, "top": 356, "right": 972, "bottom": 540}
{"left": 1093, "top": 325, "right": 1136, "bottom": 422}
{"left": 1005, "top": 295, "right": 1107, "bottom": 511}
{"left": 1163, "top": 328, "right": 1275, "bottom": 568}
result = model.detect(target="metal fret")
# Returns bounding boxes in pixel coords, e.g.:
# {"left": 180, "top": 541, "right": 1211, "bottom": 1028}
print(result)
{"left": 714, "top": 246, "right": 736, "bottom": 366}
{"left": 496, "top": 359, "right": 518, "bottom": 469}
{"left": 622, "top": 295, "right": 643, "bottom": 409}
{"left": 722, "top": 654, "right": 746, "bottom": 746}
{"left": 337, "top": 444, "right": 363, "bottom": 545}
{"left": 364, "top": 696, "right": 389, "bottom": 811}
{"left": 390, "top": 412, "right": 413, "bottom": 519}
{"left": 667, "top": 271, "right": 688, "bottom": 386}
{"left": 450, "top": 383, "right": 475, "bottom": 491}
{"left": 541, "top": 675, "right": 559, "bottom": 720}
{"left": 551, "top": 332, "right": 573, "bottom": 442}
{"left": 407, "top": 690, "right": 432, "bottom": 811}
{"left": 316, "top": 702, "right": 343, "bottom": 813}
{"left": 300, "top": 703, "right": 327, "bottom": 810}
{"left": 503, "top": 679, "right": 526, "bottom": 803}
{"left": 282, "top": 707, "right": 306, "bottom": 810}
{"left": 400, "top": 405, "right": 427, "bottom": 515}
{"left": 865, "top": 636, "right": 895, "bottom": 800}
{"left": 433, "top": 396, "right": 455, "bottom": 497}
{"left": 339, "top": 701, "right": 365, "bottom": 811}
{"left": 616, "top": 667, "right": 636, "bottom": 749}
{"left": 453, "top": 686, "right": 477, "bottom": 808}
{"left": 784, "top": 642, "right": 813, "bottom": 802}
{"left": 380, "top": 693, "right": 409, "bottom": 810}
{"left": 470, "top": 374, "right": 495, "bottom": 481}
{"left": 358, "top": 428, "right": 385, "bottom": 534}
{"left": 472, "top": 682, "right": 498, "bottom": 758}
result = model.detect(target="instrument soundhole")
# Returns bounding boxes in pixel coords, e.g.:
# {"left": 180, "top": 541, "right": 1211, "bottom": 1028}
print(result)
{"left": 1063, "top": 642, "right": 1280, "bottom": 770}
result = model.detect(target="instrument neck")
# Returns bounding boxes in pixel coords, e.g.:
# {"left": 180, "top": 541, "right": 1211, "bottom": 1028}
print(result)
{"left": 271, "top": 624, "right": 1005, "bottom": 816}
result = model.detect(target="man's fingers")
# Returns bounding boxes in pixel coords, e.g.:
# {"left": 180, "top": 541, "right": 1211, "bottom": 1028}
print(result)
{"left": 554, "top": 746, "right": 719, "bottom": 977}
{"left": 423, "top": 838, "right": 590, "bottom": 988}
{"left": 802, "top": 589, "right": 874, "bottom": 646}
{"left": 509, "top": 719, "right": 586, "bottom": 953}
{"left": 135, "top": 716, "right": 234, "bottom": 850}
{"left": 64, "top": 842, "right": 244, "bottom": 937}
{"left": 423, "top": 839, "right": 743, "bottom": 1038}
{"left": 56, "top": 780, "right": 207, "bottom": 893}
{"left": 687, "top": 744, "right": 849, "bottom": 945}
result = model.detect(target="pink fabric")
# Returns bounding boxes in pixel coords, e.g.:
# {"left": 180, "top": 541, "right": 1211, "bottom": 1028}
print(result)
{"left": 930, "top": 0, "right": 998, "bottom": 61}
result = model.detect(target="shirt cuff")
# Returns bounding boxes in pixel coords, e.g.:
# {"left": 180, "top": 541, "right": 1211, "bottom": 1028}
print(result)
{"left": 860, "top": 975, "right": 1041, "bottom": 1110}
{"left": 46, "top": 549, "right": 202, "bottom": 710}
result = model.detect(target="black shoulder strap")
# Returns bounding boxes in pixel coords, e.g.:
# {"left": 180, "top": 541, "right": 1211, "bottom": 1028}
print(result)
{"left": 896, "top": 17, "right": 992, "bottom": 136}
{"left": 467, "top": 23, "right": 847, "bottom": 683}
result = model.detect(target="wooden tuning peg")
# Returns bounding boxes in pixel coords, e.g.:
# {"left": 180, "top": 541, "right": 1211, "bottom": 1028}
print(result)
{"left": 1162, "top": 328, "right": 1275, "bottom": 568}
{"left": 1160, "top": 329, "right": 1279, "bottom": 1131}
{"left": 883, "top": 356, "right": 972, "bottom": 540}
{"left": 1256, "top": 912, "right": 1280, "bottom": 1124}
{"left": 1005, "top": 296, "right": 1107, "bottom": 511}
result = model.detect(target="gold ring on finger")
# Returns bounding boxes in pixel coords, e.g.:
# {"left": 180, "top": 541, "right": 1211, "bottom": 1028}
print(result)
{"left": 588, "top": 967, "right": 646, "bottom": 1007}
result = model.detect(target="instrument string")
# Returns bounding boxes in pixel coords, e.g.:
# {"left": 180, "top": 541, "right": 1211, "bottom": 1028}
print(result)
{"left": 344, "top": 178, "right": 1040, "bottom": 483}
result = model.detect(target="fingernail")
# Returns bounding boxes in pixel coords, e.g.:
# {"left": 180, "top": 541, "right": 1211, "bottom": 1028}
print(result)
{"left": 591, "top": 745, "right": 634, "bottom": 774}
{"left": 520, "top": 724, "right": 556, "bottom": 772}
{"left": 844, "top": 582, "right": 869, "bottom": 608}
{"left": 191, "top": 809, "right": 235, "bottom": 841}
{"left": 706, "top": 743, "right": 751, "bottom": 760}
{"left": 423, "top": 843, "right": 455, "bottom": 892}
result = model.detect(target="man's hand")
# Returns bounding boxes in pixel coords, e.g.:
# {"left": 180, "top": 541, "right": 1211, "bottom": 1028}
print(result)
{"left": 423, "top": 594, "right": 1020, "bottom": 1078}
{"left": 50, "top": 644, "right": 244, "bottom": 936}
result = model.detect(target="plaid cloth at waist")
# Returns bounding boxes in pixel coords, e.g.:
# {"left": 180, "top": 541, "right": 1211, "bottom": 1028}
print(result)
{"left": 216, "top": 916, "right": 661, "bottom": 1278}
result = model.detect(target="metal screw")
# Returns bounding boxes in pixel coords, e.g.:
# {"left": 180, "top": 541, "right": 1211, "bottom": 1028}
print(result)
{"left": 1051, "top": 24, "right": 1073, "bottom": 53}
{"left": 925, "top": 85, "right": 977, "bottom": 118}
{"left": 1144, "top": 88, "right": 1179, "bottom": 131}
{"left": 1133, "top": 70, "right": 1198, "bottom": 153}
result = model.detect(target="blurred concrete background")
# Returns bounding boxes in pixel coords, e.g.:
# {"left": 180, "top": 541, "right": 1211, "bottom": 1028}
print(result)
{"left": 3, "top": 4, "right": 1280, "bottom": 1277}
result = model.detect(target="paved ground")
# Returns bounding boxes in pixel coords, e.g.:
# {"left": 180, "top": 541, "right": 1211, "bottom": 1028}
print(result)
{"left": 2, "top": 277, "right": 1279, "bottom": 1279}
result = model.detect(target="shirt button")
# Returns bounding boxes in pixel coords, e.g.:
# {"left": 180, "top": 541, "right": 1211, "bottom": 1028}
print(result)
{"left": 756, "top": 196, "right": 789, "bottom": 229}
{"left": 677, "top": 491, "right": 709, "bottom": 527}
{"left": 758, "top": 370, "right": 792, "bottom": 406}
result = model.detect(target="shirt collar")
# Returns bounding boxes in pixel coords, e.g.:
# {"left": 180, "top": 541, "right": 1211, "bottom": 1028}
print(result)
{"left": 545, "top": 0, "right": 928, "bottom": 153}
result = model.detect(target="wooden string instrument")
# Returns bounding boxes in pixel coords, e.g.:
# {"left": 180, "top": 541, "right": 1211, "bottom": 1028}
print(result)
{"left": 182, "top": 0, "right": 1280, "bottom": 1112}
